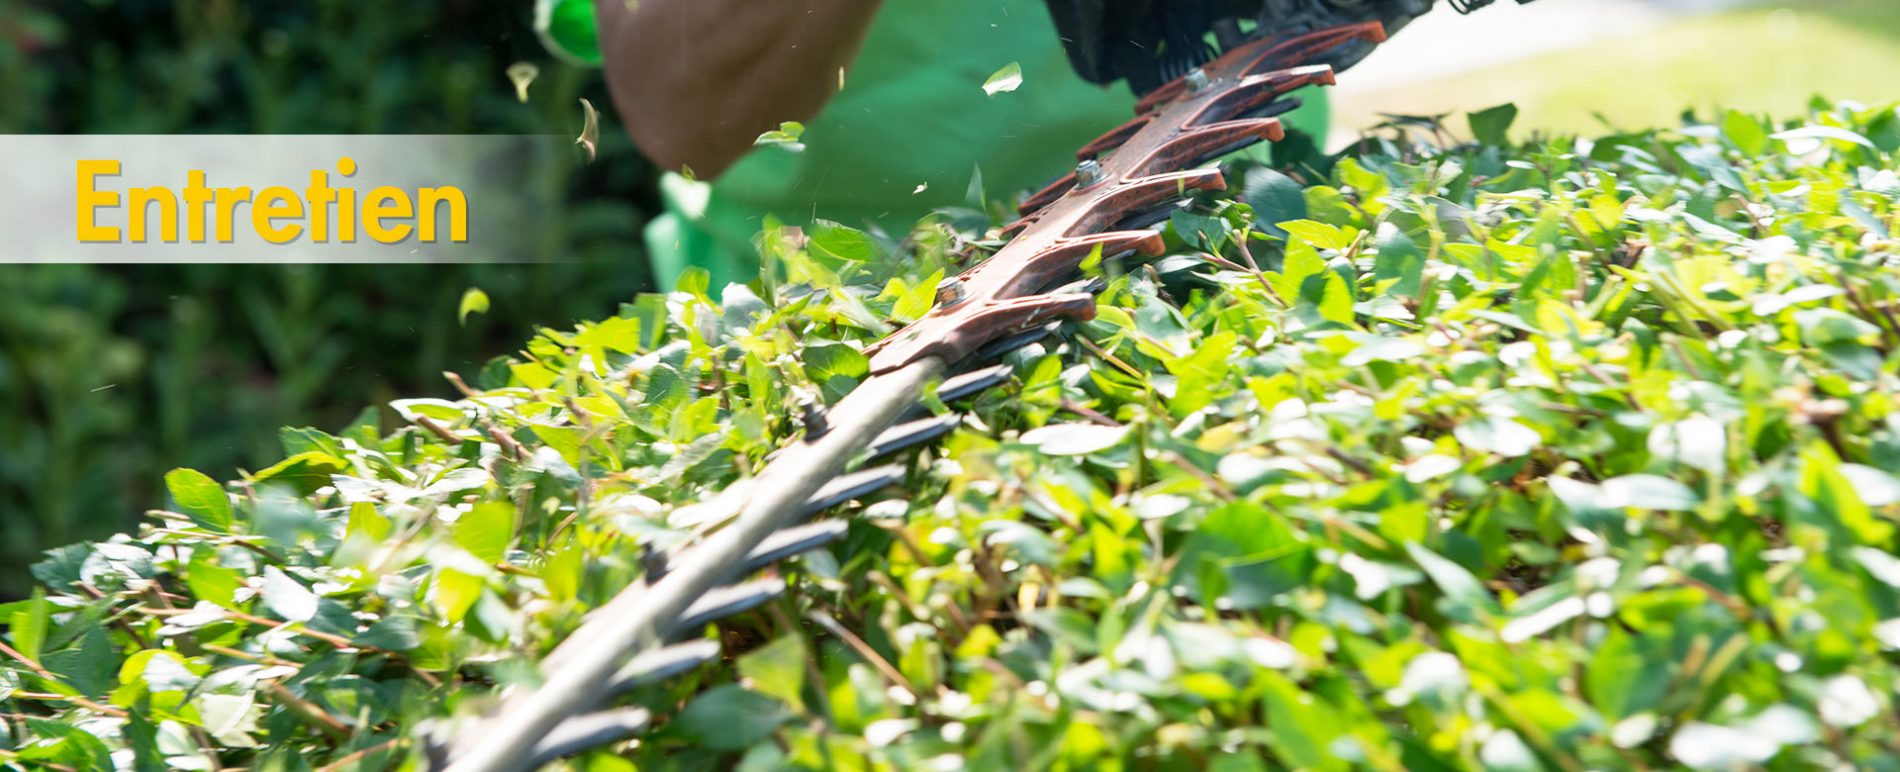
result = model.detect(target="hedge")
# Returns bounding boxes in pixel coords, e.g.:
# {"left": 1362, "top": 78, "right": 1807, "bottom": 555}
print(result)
{"left": 4, "top": 100, "right": 1900, "bottom": 770}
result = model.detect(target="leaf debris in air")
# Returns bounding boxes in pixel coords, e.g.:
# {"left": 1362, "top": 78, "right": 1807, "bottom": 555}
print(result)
{"left": 576, "top": 97, "right": 600, "bottom": 162}
{"left": 982, "top": 62, "right": 1023, "bottom": 96}
{"left": 755, "top": 121, "right": 807, "bottom": 153}
{"left": 459, "top": 288, "right": 491, "bottom": 325}
{"left": 506, "top": 62, "right": 539, "bottom": 103}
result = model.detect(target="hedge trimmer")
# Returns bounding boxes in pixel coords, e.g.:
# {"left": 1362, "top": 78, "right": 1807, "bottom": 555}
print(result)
{"left": 447, "top": 3, "right": 1528, "bottom": 767}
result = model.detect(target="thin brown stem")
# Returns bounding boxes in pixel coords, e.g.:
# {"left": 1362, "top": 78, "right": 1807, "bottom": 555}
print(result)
{"left": 266, "top": 682, "right": 353, "bottom": 741}
{"left": 806, "top": 609, "right": 917, "bottom": 700}
{"left": 317, "top": 737, "right": 406, "bottom": 772}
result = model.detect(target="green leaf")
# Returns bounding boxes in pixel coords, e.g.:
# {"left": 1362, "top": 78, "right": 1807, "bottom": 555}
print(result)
{"left": 1803, "top": 444, "right": 1894, "bottom": 544}
{"left": 1258, "top": 672, "right": 1347, "bottom": 771}
{"left": 1243, "top": 167, "right": 1307, "bottom": 238}
{"left": 198, "top": 693, "right": 263, "bottom": 747}
{"left": 1795, "top": 308, "right": 1881, "bottom": 345}
{"left": 754, "top": 121, "right": 807, "bottom": 153}
{"left": 1334, "top": 157, "right": 1391, "bottom": 214}
{"left": 1021, "top": 608, "right": 1100, "bottom": 654}
{"left": 671, "top": 685, "right": 790, "bottom": 750}
{"left": 1270, "top": 238, "right": 1324, "bottom": 303}
{"left": 1169, "top": 209, "right": 1226, "bottom": 249}
{"left": 1468, "top": 103, "right": 1519, "bottom": 146}
{"left": 802, "top": 343, "right": 870, "bottom": 403}
{"left": 1405, "top": 542, "right": 1498, "bottom": 622}
{"left": 250, "top": 451, "right": 347, "bottom": 496}
{"left": 1587, "top": 627, "right": 1667, "bottom": 721}
{"left": 1018, "top": 424, "right": 1128, "bottom": 456}
{"left": 434, "top": 569, "right": 484, "bottom": 624}
{"left": 1317, "top": 270, "right": 1354, "bottom": 324}
{"left": 981, "top": 62, "right": 1023, "bottom": 96}
{"left": 738, "top": 635, "right": 807, "bottom": 712}
{"left": 42, "top": 627, "right": 114, "bottom": 698}
{"left": 1277, "top": 219, "right": 1350, "bottom": 250}
{"left": 9, "top": 589, "right": 49, "bottom": 662}
{"left": 118, "top": 649, "right": 200, "bottom": 694}
{"left": 1454, "top": 415, "right": 1542, "bottom": 458}
{"left": 186, "top": 551, "right": 242, "bottom": 609}
{"left": 1721, "top": 110, "right": 1769, "bottom": 155}
{"left": 345, "top": 501, "right": 394, "bottom": 543}
{"left": 280, "top": 426, "right": 345, "bottom": 458}
{"left": 124, "top": 710, "right": 165, "bottom": 772}
{"left": 806, "top": 221, "right": 878, "bottom": 265}
{"left": 20, "top": 718, "right": 111, "bottom": 768}
{"left": 1773, "top": 125, "right": 1876, "bottom": 149}
{"left": 1600, "top": 474, "right": 1701, "bottom": 511}
{"left": 358, "top": 615, "right": 422, "bottom": 652}
{"left": 458, "top": 288, "right": 490, "bottom": 325}
{"left": 530, "top": 423, "right": 586, "bottom": 467}
{"left": 542, "top": 538, "right": 585, "bottom": 603}
{"left": 261, "top": 566, "right": 319, "bottom": 623}
{"left": 506, "top": 62, "right": 538, "bottom": 103}
{"left": 455, "top": 500, "right": 518, "bottom": 566}
{"left": 165, "top": 468, "right": 232, "bottom": 533}
{"left": 574, "top": 315, "right": 644, "bottom": 362}
{"left": 1372, "top": 231, "right": 1426, "bottom": 299}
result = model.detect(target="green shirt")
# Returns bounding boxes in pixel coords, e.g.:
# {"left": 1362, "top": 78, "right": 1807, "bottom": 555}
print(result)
{"left": 645, "top": 0, "right": 1329, "bottom": 291}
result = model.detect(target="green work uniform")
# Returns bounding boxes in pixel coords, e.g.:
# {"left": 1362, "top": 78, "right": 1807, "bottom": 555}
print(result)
{"left": 645, "top": 0, "right": 1330, "bottom": 291}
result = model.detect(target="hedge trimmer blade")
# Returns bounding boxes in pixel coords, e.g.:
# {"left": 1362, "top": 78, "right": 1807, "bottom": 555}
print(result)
{"left": 443, "top": 22, "right": 1385, "bottom": 771}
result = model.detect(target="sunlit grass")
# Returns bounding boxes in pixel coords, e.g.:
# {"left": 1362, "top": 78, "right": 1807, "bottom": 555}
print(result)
{"left": 1335, "top": 1, "right": 1900, "bottom": 140}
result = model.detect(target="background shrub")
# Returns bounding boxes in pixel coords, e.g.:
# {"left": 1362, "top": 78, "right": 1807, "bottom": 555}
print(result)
{"left": 0, "top": 0, "right": 659, "bottom": 597}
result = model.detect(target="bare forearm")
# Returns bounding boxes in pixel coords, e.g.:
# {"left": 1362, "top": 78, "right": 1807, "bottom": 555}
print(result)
{"left": 595, "top": 0, "right": 883, "bottom": 177}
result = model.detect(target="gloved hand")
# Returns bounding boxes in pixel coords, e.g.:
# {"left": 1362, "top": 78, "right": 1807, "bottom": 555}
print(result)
{"left": 593, "top": 0, "right": 883, "bottom": 178}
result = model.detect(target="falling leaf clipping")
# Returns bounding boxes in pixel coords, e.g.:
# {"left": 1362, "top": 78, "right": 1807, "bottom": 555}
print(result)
{"left": 982, "top": 62, "right": 1023, "bottom": 96}
{"left": 506, "top": 62, "right": 539, "bottom": 103}
{"left": 459, "top": 288, "right": 490, "bottom": 325}
{"left": 575, "top": 97, "right": 600, "bottom": 162}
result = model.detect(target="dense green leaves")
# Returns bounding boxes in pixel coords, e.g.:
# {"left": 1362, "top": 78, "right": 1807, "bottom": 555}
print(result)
{"left": 7, "top": 99, "right": 1900, "bottom": 770}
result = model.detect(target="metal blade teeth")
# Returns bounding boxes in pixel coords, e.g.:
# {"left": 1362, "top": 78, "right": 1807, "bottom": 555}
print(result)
{"left": 609, "top": 640, "right": 723, "bottom": 696}
{"left": 443, "top": 23, "right": 1382, "bottom": 770}
{"left": 972, "top": 322, "right": 1063, "bottom": 362}
{"left": 528, "top": 708, "right": 653, "bottom": 766}
{"left": 667, "top": 579, "right": 784, "bottom": 638}
{"left": 866, "top": 414, "right": 961, "bottom": 460}
{"left": 939, "top": 364, "right": 1012, "bottom": 402}
{"left": 801, "top": 465, "right": 906, "bottom": 514}
{"left": 742, "top": 521, "right": 850, "bottom": 574}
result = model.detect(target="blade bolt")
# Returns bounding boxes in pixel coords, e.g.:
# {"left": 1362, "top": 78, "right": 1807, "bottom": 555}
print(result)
{"left": 1184, "top": 68, "right": 1211, "bottom": 93}
{"left": 1075, "top": 159, "right": 1106, "bottom": 188}
{"left": 935, "top": 276, "right": 967, "bottom": 307}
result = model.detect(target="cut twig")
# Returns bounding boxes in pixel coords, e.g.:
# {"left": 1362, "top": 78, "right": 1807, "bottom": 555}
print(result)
{"left": 414, "top": 415, "right": 465, "bottom": 445}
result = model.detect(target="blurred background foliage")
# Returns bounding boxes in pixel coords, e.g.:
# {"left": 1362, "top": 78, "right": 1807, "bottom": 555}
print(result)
{"left": 1332, "top": 0, "right": 1900, "bottom": 143}
{"left": 0, "top": 0, "right": 659, "bottom": 597}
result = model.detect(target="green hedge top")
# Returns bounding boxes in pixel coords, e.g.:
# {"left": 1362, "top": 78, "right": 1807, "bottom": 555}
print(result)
{"left": 6, "top": 100, "right": 1900, "bottom": 771}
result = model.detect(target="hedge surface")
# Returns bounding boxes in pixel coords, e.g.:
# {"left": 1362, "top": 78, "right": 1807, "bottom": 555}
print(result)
{"left": 5, "top": 101, "right": 1900, "bottom": 771}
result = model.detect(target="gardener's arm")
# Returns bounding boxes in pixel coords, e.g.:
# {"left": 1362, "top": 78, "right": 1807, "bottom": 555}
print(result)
{"left": 594, "top": 0, "right": 883, "bottom": 178}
